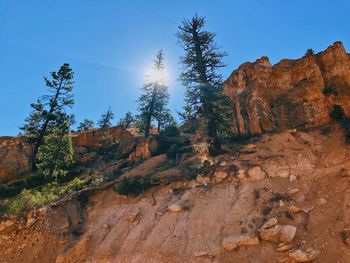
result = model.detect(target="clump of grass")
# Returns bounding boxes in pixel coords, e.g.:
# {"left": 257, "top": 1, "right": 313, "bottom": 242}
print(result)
{"left": 113, "top": 176, "right": 151, "bottom": 196}
{"left": 262, "top": 206, "right": 272, "bottom": 216}
{"left": 269, "top": 193, "right": 292, "bottom": 203}
{"left": 253, "top": 189, "right": 260, "bottom": 200}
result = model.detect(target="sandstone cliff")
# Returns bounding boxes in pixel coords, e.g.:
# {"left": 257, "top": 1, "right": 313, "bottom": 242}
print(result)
{"left": 224, "top": 41, "right": 350, "bottom": 135}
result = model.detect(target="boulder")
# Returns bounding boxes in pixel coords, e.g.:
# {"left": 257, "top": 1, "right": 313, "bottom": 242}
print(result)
{"left": 168, "top": 203, "right": 183, "bottom": 212}
{"left": 285, "top": 248, "right": 319, "bottom": 262}
{"left": 223, "top": 234, "right": 259, "bottom": 250}
{"left": 260, "top": 219, "right": 296, "bottom": 244}
{"left": 247, "top": 166, "right": 267, "bottom": 182}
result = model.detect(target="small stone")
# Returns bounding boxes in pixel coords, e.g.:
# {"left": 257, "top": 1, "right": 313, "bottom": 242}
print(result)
{"left": 340, "top": 168, "right": 350, "bottom": 177}
{"left": 102, "top": 223, "right": 110, "bottom": 230}
{"left": 168, "top": 203, "right": 183, "bottom": 212}
{"left": 287, "top": 248, "right": 319, "bottom": 262}
{"left": 288, "top": 205, "right": 301, "bottom": 213}
{"left": 196, "top": 176, "right": 210, "bottom": 184}
{"left": 261, "top": 218, "right": 278, "bottom": 229}
{"left": 214, "top": 170, "right": 228, "bottom": 181}
{"left": 289, "top": 175, "right": 297, "bottom": 182}
{"left": 247, "top": 166, "right": 266, "bottom": 182}
{"left": 0, "top": 220, "right": 15, "bottom": 232}
{"left": 280, "top": 225, "right": 297, "bottom": 244}
{"left": 318, "top": 198, "right": 328, "bottom": 205}
{"left": 260, "top": 225, "right": 280, "bottom": 243}
{"left": 295, "top": 194, "right": 305, "bottom": 203}
{"left": 223, "top": 234, "right": 259, "bottom": 250}
{"left": 194, "top": 250, "right": 212, "bottom": 257}
{"left": 288, "top": 188, "right": 300, "bottom": 195}
{"left": 26, "top": 218, "right": 37, "bottom": 228}
{"left": 276, "top": 243, "right": 292, "bottom": 252}
{"left": 127, "top": 210, "right": 141, "bottom": 223}
{"left": 220, "top": 161, "right": 227, "bottom": 167}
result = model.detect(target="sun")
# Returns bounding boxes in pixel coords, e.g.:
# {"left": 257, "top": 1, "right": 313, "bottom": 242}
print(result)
{"left": 145, "top": 67, "right": 168, "bottom": 85}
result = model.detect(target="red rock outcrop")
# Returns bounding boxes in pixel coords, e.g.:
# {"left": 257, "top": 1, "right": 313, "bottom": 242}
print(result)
{"left": 71, "top": 125, "right": 132, "bottom": 148}
{"left": 224, "top": 41, "right": 350, "bottom": 135}
{"left": 0, "top": 136, "right": 33, "bottom": 183}
{"left": 0, "top": 126, "right": 133, "bottom": 184}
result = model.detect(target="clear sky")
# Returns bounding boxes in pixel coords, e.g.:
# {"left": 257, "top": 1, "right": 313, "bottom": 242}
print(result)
{"left": 1, "top": 0, "right": 349, "bottom": 135}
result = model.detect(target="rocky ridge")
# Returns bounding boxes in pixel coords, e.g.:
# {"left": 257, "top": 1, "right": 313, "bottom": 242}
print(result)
{"left": 224, "top": 41, "right": 350, "bottom": 135}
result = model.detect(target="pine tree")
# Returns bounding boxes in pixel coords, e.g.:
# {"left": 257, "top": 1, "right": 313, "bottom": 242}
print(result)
{"left": 177, "top": 15, "right": 232, "bottom": 155}
{"left": 36, "top": 122, "right": 74, "bottom": 179}
{"left": 98, "top": 107, "right": 114, "bottom": 128}
{"left": 77, "top": 119, "right": 95, "bottom": 131}
{"left": 118, "top": 111, "right": 136, "bottom": 128}
{"left": 137, "top": 50, "right": 170, "bottom": 138}
{"left": 20, "top": 63, "right": 74, "bottom": 169}
{"left": 155, "top": 108, "right": 175, "bottom": 133}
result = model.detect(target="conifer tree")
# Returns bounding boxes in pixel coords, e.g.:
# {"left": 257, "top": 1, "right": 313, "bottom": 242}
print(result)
{"left": 118, "top": 111, "right": 136, "bottom": 128}
{"left": 36, "top": 122, "right": 74, "bottom": 179}
{"left": 98, "top": 107, "right": 114, "bottom": 128}
{"left": 77, "top": 119, "right": 95, "bottom": 131}
{"left": 20, "top": 63, "right": 74, "bottom": 169}
{"left": 177, "top": 15, "right": 232, "bottom": 155}
{"left": 137, "top": 50, "right": 170, "bottom": 138}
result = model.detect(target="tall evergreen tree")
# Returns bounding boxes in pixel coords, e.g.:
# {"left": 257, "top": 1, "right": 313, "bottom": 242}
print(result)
{"left": 36, "top": 122, "right": 74, "bottom": 179}
{"left": 137, "top": 50, "right": 170, "bottom": 138}
{"left": 98, "top": 107, "right": 114, "bottom": 128}
{"left": 20, "top": 63, "right": 74, "bottom": 169}
{"left": 77, "top": 119, "right": 95, "bottom": 131}
{"left": 177, "top": 15, "right": 232, "bottom": 155}
{"left": 118, "top": 111, "right": 136, "bottom": 128}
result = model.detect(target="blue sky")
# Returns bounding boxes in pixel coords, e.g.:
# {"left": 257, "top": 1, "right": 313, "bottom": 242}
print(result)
{"left": 0, "top": 0, "right": 349, "bottom": 135}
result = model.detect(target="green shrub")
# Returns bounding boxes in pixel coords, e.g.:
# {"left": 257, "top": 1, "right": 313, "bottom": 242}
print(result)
{"left": 161, "top": 125, "right": 180, "bottom": 137}
{"left": 166, "top": 144, "right": 192, "bottom": 160}
{"left": 113, "top": 176, "right": 151, "bottom": 196}
{"left": 323, "top": 87, "right": 338, "bottom": 96}
{"left": 330, "top": 105, "right": 345, "bottom": 121}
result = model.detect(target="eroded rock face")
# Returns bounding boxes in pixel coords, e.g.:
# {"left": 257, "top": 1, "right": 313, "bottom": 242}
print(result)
{"left": 0, "top": 136, "right": 33, "bottom": 183}
{"left": 224, "top": 41, "right": 350, "bottom": 135}
{"left": 71, "top": 125, "right": 132, "bottom": 148}
{"left": 0, "top": 126, "right": 133, "bottom": 184}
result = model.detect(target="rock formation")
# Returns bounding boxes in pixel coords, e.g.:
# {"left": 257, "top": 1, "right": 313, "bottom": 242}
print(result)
{"left": 224, "top": 41, "right": 350, "bottom": 135}
{"left": 0, "top": 136, "right": 33, "bottom": 183}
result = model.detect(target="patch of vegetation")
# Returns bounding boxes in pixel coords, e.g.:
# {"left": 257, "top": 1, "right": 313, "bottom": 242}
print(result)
{"left": 262, "top": 206, "right": 272, "bottom": 216}
{"left": 0, "top": 174, "right": 96, "bottom": 215}
{"left": 323, "top": 87, "right": 338, "bottom": 96}
{"left": 155, "top": 159, "right": 175, "bottom": 172}
{"left": 269, "top": 192, "right": 292, "bottom": 203}
{"left": 319, "top": 125, "right": 333, "bottom": 135}
{"left": 305, "top": 48, "right": 314, "bottom": 56}
{"left": 340, "top": 118, "right": 350, "bottom": 143}
{"left": 160, "top": 125, "right": 180, "bottom": 137}
{"left": 112, "top": 176, "right": 151, "bottom": 196}
{"left": 253, "top": 189, "right": 260, "bottom": 200}
{"left": 330, "top": 104, "right": 345, "bottom": 121}
{"left": 166, "top": 144, "right": 192, "bottom": 160}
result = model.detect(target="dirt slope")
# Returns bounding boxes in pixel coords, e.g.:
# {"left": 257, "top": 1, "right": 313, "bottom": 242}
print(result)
{"left": 1, "top": 125, "right": 350, "bottom": 263}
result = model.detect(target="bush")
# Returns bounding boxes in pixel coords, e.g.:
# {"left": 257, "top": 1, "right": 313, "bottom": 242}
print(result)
{"left": 330, "top": 105, "right": 345, "bottom": 121}
{"left": 161, "top": 125, "right": 180, "bottom": 137}
{"left": 166, "top": 144, "right": 193, "bottom": 160}
{"left": 323, "top": 87, "right": 338, "bottom": 96}
{"left": 112, "top": 176, "right": 151, "bottom": 196}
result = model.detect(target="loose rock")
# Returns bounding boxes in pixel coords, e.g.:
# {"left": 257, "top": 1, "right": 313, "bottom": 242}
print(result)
{"left": 286, "top": 248, "right": 319, "bottom": 262}
{"left": 247, "top": 166, "right": 266, "bottom": 182}
{"left": 223, "top": 234, "right": 259, "bottom": 250}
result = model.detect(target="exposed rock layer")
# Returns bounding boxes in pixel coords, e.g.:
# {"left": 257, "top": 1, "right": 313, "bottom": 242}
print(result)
{"left": 224, "top": 41, "right": 350, "bottom": 135}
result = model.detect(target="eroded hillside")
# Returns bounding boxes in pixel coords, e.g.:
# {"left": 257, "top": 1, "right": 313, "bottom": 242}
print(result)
{"left": 1, "top": 125, "right": 350, "bottom": 263}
